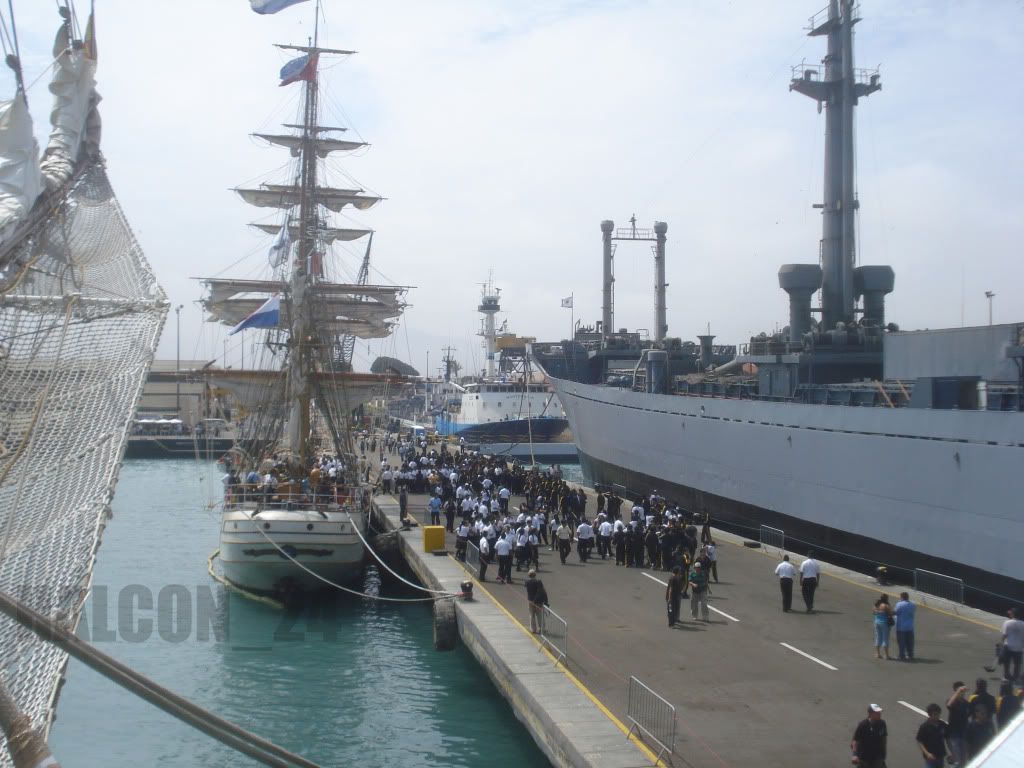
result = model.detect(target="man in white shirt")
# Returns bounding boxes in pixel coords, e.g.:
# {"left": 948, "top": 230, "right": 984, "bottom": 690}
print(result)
{"left": 1001, "top": 606, "right": 1024, "bottom": 681}
{"left": 775, "top": 554, "right": 797, "bottom": 612}
{"left": 598, "top": 517, "right": 613, "bottom": 560}
{"left": 494, "top": 535, "right": 512, "bottom": 584}
{"left": 799, "top": 551, "right": 821, "bottom": 613}
{"left": 498, "top": 485, "right": 511, "bottom": 514}
{"left": 555, "top": 520, "right": 572, "bottom": 564}
{"left": 477, "top": 535, "right": 490, "bottom": 582}
{"left": 576, "top": 519, "right": 594, "bottom": 562}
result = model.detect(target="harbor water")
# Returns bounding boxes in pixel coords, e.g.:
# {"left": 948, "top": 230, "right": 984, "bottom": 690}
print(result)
{"left": 48, "top": 460, "right": 549, "bottom": 767}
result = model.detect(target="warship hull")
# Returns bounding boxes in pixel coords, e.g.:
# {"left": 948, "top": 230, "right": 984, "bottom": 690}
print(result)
{"left": 548, "top": 375, "right": 1024, "bottom": 605}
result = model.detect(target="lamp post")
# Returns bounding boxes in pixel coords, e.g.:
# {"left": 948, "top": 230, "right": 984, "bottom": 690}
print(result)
{"left": 175, "top": 304, "right": 183, "bottom": 416}
{"left": 985, "top": 291, "right": 995, "bottom": 326}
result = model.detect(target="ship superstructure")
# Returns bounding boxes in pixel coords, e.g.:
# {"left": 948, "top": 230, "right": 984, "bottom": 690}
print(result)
{"left": 535, "top": 0, "right": 1024, "bottom": 606}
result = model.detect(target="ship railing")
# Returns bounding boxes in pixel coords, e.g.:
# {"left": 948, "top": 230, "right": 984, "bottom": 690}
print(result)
{"left": 805, "top": 2, "right": 861, "bottom": 34}
{"left": 224, "top": 486, "right": 350, "bottom": 511}
{"left": 626, "top": 675, "right": 677, "bottom": 764}
{"left": 759, "top": 525, "right": 785, "bottom": 554}
{"left": 913, "top": 568, "right": 965, "bottom": 605}
{"left": 790, "top": 62, "right": 880, "bottom": 88}
{"left": 540, "top": 606, "right": 567, "bottom": 668}
{"left": 739, "top": 340, "right": 805, "bottom": 356}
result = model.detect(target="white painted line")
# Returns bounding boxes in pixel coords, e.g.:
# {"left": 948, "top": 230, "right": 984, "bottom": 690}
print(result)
{"left": 642, "top": 573, "right": 739, "bottom": 621}
{"left": 898, "top": 700, "right": 928, "bottom": 717}
{"left": 779, "top": 642, "right": 838, "bottom": 670}
{"left": 708, "top": 605, "right": 740, "bottom": 622}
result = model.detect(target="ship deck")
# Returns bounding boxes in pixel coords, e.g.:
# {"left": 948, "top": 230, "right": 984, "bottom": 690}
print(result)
{"left": 397, "top": 485, "right": 1006, "bottom": 768}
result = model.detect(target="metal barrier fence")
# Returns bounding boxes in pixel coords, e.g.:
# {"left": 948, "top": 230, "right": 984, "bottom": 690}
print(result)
{"left": 540, "top": 606, "right": 567, "bottom": 667}
{"left": 759, "top": 525, "right": 785, "bottom": 553}
{"left": 914, "top": 568, "right": 965, "bottom": 604}
{"left": 626, "top": 675, "right": 676, "bottom": 764}
{"left": 465, "top": 539, "right": 480, "bottom": 572}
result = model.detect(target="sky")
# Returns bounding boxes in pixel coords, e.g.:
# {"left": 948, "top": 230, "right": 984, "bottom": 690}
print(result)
{"left": 3, "top": 0, "right": 1022, "bottom": 377}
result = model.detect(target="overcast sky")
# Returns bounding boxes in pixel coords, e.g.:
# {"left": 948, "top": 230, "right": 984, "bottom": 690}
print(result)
{"left": 5, "top": 0, "right": 1022, "bottom": 376}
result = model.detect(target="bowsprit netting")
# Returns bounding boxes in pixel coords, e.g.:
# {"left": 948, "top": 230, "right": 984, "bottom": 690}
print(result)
{"left": 0, "top": 158, "right": 167, "bottom": 753}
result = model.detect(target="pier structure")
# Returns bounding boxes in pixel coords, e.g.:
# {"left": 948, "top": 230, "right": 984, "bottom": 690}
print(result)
{"left": 372, "top": 496, "right": 658, "bottom": 768}
{"left": 381, "top": 479, "right": 1008, "bottom": 768}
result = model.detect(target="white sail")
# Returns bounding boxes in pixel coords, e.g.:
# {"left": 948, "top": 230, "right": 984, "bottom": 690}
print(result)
{"left": 253, "top": 133, "right": 367, "bottom": 157}
{"left": 250, "top": 222, "right": 371, "bottom": 243}
{"left": 236, "top": 185, "right": 381, "bottom": 212}
{"left": 39, "top": 20, "right": 99, "bottom": 192}
{"left": 0, "top": 93, "right": 43, "bottom": 244}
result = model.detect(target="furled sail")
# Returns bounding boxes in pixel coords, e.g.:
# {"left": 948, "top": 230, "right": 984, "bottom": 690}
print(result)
{"left": 250, "top": 222, "right": 371, "bottom": 242}
{"left": 253, "top": 133, "right": 367, "bottom": 157}
{"left": 0, "top": 93, "right": 42, "bottom": 245}
{"left": 39, "top": 18, "right": 100, "bottom": 192}
{"left": 236, "top": 184, "right": 381, "bottom": 212}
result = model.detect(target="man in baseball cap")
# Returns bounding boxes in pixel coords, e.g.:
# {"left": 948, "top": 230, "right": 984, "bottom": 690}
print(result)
{"left": 851, "top": 704, "right": 887, "bottom": 766}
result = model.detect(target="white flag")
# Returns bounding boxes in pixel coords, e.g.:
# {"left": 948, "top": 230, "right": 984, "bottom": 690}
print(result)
{"left": 561, "top": 296, "right": 573, "bottom": 309}
{"left": 268, "top": 224, "right": 291, "bottom": 267}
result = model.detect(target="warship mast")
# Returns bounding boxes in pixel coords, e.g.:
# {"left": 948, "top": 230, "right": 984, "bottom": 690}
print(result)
{"left": 789, "top": 0, "right": 881, "bottom": 330}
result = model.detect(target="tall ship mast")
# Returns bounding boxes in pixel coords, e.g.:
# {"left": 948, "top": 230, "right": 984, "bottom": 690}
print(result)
{"left": 534, "top": 0, "right": 1024, "bottom": 608}
{"left": 201, "top": 6, "right": 408, "bottom": 597}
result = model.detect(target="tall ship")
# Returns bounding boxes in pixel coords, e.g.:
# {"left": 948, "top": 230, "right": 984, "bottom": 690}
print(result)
{"left": 200, "top": 9, "right": 408, "bottom": 596}
{"left": 433, "top": 276, "right": 569, "bottom": 443}
{"left": 535, "top": 0, "right": 1024, "bottom": 605}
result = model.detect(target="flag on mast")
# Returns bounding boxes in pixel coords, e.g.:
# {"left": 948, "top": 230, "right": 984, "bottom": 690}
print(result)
{"left": 250, "top": 0, "right": 312, "bottom": 14}
{"left": 279, "top": 53, "right": 319, "bottom": 86}
{"left": 267, "top": 224, "right": 291, "bottom": 267}
{"left": 230, "top": 295, "right": 281, "bottom": 335}
{"left": 561, "top": 296, "right": 573, "bottom": 309}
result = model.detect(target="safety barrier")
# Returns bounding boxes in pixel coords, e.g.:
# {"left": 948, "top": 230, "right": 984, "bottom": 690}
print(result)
{"left": 759, "top": 525, "right": 785, "bottom": 553}
{"left": 539, "top": 606, "right": 567, "bottom": 667}
{"left": 466, "top": 539, "right": 480, "bottom": 571}
{"left": 914, "top": 568, "right": 965, "bottom": 605}
{"left": 626, "top": 675, "right": 676, "bottom": 764}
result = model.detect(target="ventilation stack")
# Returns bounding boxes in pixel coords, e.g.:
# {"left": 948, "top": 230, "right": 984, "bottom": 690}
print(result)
{"left": 779, "top": 264, "right": 823, "bottom": 342}
{"left": 854, "top": 265, "right": 895, "bottom": 327}
{"left": 697, "top": 334, "right": 715, "bottom": 371}
{"left": 601, "top": 220, "right": 614, "bottom": 337}
{"left": 654, "top": 221, "right": 668, "bottom": 343}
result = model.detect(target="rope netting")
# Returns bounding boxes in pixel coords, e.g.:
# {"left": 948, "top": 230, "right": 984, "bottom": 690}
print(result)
{"left": 0, "top": 159, "right": 166, "bottom": 754}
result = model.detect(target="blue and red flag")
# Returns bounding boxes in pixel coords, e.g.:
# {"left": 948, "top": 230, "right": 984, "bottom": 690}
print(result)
{"left": 250, "top": 0, "right": 311, "bottom": 14}
{"left": 230, "top": 295, "right": 281, "bottom": 335}
{"left": 279, "top": 53, "right": 318, "bottom": 86}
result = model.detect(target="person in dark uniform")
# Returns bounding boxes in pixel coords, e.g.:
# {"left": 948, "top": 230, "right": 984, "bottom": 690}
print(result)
{"left": 851, "top": 704, "right": 887, "bottom": 768}
{"left": 665, "top": 566, "right": 684, "bottom": 627}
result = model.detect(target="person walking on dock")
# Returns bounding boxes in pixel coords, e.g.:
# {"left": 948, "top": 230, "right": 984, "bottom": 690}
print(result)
{"left": 894, "top": 591, "right": 916, "bottom": 661}
{"left": 556, "top": 519, "right": 572, "bottom": 565}
{"left": 775, "top": 555, "right": 796, "bottom": 612}
{"left": 1000, "top": 606, "right": 1024, "bottom": 682}
{"left": 915, "top": 703, "right": 949, "bottom": 768}
{"left": 689, "top": 561, "right": 710, "bottom": 622}
{"left": 706, "top": 540, "right": 718, "bottom": 583}
{"left": 494, "top": 534, "right": 512, "bottom": 584}
{"left": 525, "top": 569, "right": 548, "bottom": 634}
{"left": 799, "top": 551, "right": 820, "bottom": 612}
{"left": 478, "top": 535, "right": 490, "bottom": 582}
{"left": 850, "top": 703, "right": 887, "bottom": 768}
{"left": 665, "top": 566, "right": 684, "bottom": 627}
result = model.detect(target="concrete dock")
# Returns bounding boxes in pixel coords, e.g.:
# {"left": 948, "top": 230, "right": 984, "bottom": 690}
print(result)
{"left": 387, "top": 485, "right": 1009, "bottom": 768}
{"left": 372, "top": 495, "right": 659, "bottom": 768}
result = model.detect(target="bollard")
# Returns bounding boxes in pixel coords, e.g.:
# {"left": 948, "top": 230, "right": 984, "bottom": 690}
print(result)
{"left": 876, "top": 566, "right": 888, "bottom": 586}
{"left": 460, "top": 581, "right": 473, "bottom": 601}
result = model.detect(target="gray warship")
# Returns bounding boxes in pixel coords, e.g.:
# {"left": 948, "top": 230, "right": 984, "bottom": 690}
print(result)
{"left": 534, "top": 0, "right": 1024, "bottom": 606}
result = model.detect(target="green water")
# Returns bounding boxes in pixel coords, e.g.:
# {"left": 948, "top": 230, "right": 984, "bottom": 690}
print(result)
{"left": 48, "top": 460, "right": 549, "bottom": 766}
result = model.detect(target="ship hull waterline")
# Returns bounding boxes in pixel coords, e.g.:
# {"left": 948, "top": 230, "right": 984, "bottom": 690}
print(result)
{"left": 547, "top": 375, "right": 1024, "bottom": 608}
{"left": 219, "top": 509, "right": 367, "bottom": 595}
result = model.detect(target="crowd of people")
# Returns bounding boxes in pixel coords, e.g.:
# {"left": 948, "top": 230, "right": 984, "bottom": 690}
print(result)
{"left": 369, "top": 431, "right": 1023, "bottom": 767}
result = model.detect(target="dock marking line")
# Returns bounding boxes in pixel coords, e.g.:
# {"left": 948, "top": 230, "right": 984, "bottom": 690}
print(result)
{"left": 642, "top": 572, "right": 740, "bottom": 621}
{"left": 898, "top": 700, "right": 928, "bottom": 717}
{"left": 719, "top": 536, "right": 1001, "bottom": 633}
{"left": 779, "top": 642, "right": 838, "bottom": 670}
{"left": 455, "top": 556, "right": 667, "bottom": 767}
